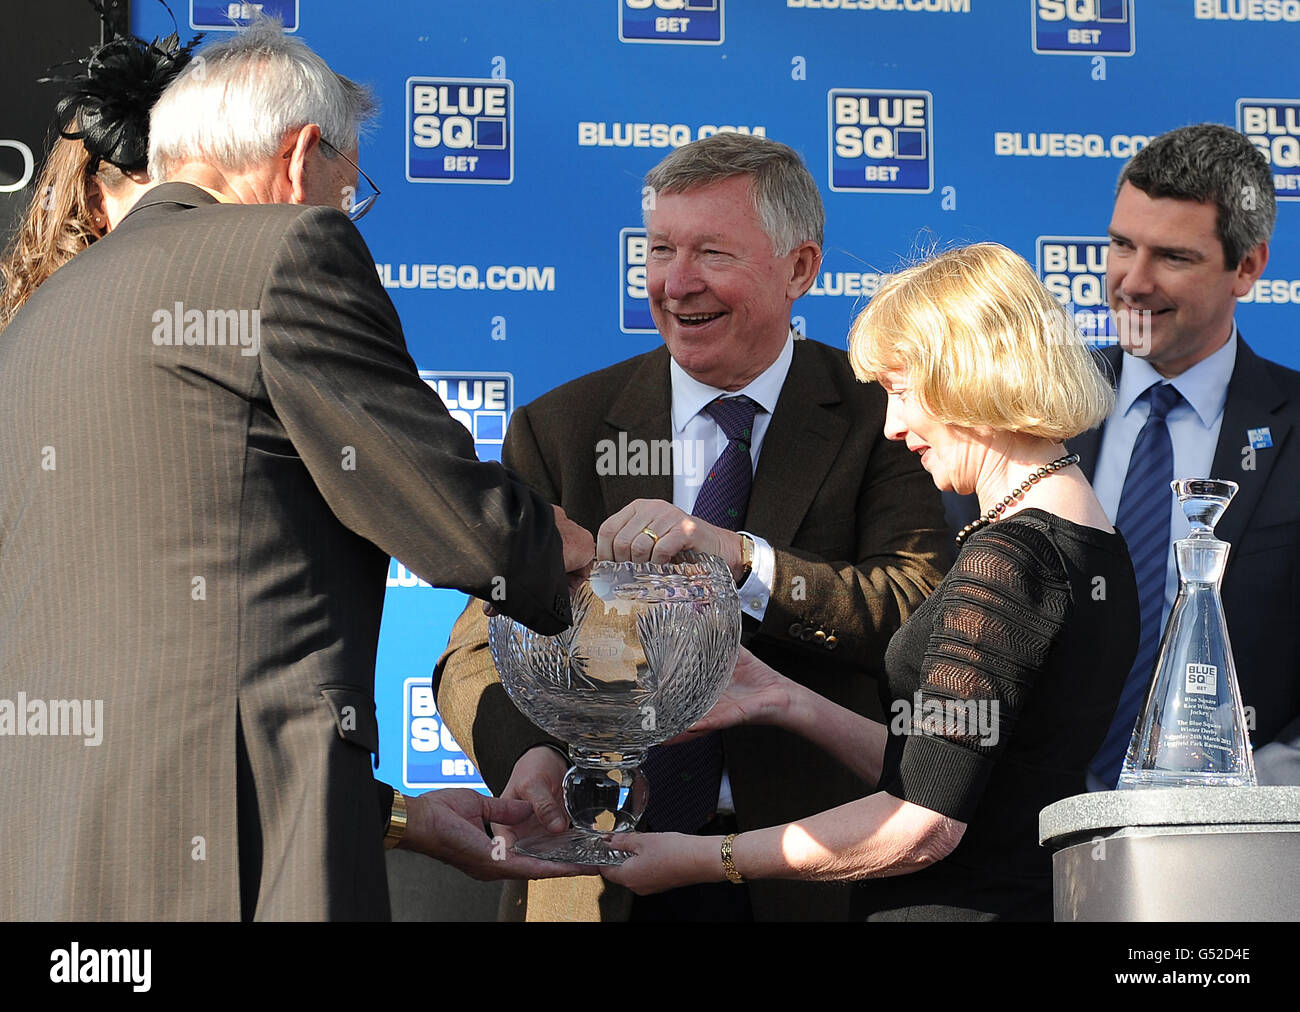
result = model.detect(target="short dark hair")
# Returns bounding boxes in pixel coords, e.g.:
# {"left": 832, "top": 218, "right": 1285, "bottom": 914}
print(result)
{"left": 1118, "top": 123, "right": 1276, "bottom": 269}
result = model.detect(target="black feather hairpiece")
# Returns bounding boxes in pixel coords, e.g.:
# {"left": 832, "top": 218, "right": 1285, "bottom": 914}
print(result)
{"left": 40, "top": 2, "right": 203, "bottom": 174}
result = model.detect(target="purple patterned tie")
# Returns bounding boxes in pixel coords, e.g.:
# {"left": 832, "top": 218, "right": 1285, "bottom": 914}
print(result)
{"left": 642, "top": 395, "right": 759, "bottom": 834}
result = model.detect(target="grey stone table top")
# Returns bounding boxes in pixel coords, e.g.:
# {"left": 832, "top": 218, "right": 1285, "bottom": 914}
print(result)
{"left": 1040, "top": 786, "right": 1300, "bottom": 845}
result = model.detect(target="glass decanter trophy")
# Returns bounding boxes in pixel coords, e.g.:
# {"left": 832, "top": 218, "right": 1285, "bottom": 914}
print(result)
{"left": 1118, "top": 479, "right": 1256, "bottom": 789}
{"left": 488, "top": 552, "right": 741, "bottom": 864}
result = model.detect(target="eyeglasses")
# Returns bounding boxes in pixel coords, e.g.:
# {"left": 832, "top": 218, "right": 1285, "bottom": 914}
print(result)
{"left": 319, "top": 137, "right": 381, "bottom": 222}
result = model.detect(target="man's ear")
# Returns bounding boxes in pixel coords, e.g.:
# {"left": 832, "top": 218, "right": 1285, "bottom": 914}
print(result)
{"left": 1232, "top": 240, "right": 1268, "bottom": 298}
{"left": 787, "top": 241, "right": 822, "bottom": 301}
{"left": 282, "top": 124, "right": 323, "bottom": 205}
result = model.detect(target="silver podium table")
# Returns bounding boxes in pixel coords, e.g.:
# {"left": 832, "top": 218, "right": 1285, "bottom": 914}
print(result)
{"left": 1039, "top": 787, "right": 1300, "bottom": 921}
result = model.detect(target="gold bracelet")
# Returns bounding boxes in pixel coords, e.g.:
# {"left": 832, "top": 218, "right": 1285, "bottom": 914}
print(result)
{"left": 384, "top": 790, "right": 408, "bottom": 850}
{"left": 721, "top": 833, "right": 745, "bottom": 884}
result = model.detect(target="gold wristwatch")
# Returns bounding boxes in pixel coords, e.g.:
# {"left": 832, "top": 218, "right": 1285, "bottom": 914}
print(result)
{"left": 736, "top": 532, "right": 754, "bottom": 586}
{"left": 384, "top": 790, "right": 408, "bottom": 849}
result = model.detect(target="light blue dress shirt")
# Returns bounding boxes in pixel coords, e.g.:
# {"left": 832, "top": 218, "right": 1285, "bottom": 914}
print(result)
{"left": 1092, "top": 328, "right": 1238, "bottom": 625}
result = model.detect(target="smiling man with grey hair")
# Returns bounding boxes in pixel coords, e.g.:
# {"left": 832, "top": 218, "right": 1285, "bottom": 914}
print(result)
{"left": 0, "top": 17, "right": 594, "bottom": 920}
{"left": 435, "top": 131, "right": 949, "bottom": 922}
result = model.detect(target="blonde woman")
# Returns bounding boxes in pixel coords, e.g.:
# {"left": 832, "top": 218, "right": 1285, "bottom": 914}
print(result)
{"left": 602, "top": 243, "right": 1140, "bottom": 921}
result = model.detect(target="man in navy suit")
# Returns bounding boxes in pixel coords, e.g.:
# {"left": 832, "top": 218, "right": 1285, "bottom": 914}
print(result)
{"left": 1071, "top": 124, "right": 1300, "bottom": 787}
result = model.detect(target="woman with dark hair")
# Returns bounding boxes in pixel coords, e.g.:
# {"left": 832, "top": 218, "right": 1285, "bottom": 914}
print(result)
{"left": 0, "top": 29, "right": 198, "bottom": 327}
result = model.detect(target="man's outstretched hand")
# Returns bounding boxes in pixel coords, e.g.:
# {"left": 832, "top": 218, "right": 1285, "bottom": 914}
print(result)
{"left": 398, "top": 784, "right": 588, "bottom": 881}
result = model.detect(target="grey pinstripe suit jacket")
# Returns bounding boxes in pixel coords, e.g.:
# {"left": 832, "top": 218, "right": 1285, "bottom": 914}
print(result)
{"left": 0, "top": 183, "right": 572, "bottom": 920}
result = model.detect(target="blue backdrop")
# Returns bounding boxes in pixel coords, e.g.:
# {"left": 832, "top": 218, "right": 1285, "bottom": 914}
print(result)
{"left": 130, "top": 0, "right": 1300, "bottom": 796}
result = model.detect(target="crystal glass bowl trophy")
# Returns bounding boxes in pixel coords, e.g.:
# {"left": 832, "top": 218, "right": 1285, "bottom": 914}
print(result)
{"left": 488, "top": 551, "right": 741, "bottom": 864}
{"left": 1119, "top": 479, "right": 1257, "bottom": 789}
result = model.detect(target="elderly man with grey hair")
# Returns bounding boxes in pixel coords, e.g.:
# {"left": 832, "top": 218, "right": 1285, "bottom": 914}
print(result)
{"left": 435, "top": 131, "right": 950, "bottom": 922}
{"left": 0, "top": 18, "right": 594, "bottom": 920}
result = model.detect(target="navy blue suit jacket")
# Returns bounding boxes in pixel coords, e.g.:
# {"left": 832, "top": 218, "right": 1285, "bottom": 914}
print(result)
{"left": 1068, "top": 339, "right": 1300, "bottom": 784}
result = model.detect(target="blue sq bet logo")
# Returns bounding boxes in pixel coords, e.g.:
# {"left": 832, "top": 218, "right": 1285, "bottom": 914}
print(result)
{"left": 620, "top": 228, "right": 656, "bottom": 334}
{"left": 1237, "top": 99, "right": 1300, "bottom": 202}
{"left": 620, "top": 0, "right": 724, "bottom": 44}
{"left": 420, "top": 372, "right": 513, "bottom": 456}
{"left": 828, "top": 89, "right": 933, "bottom": 194}
{"left": 407, "top": 78, "right": 513, "bottom": 184}
{"left": 191, "top": 1, "right": 298, "bottom": 31}
{"left": 403, "top": 679, "right": 486, "bottom": 791}
{"left": 1032, "top": 0, "right": 1134, "bottom": 56}
{"left": 1036, "top": 236, "right": 1111, "bottom": 343}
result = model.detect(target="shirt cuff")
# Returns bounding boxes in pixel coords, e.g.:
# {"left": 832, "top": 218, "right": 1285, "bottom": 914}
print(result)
{"left": 737, "top": 531, "right": 774, "bottom": 620}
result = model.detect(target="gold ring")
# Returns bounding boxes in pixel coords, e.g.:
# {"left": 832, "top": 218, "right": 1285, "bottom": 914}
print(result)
{"left": 639, "top": 526, "right": 660, "bottom": 544}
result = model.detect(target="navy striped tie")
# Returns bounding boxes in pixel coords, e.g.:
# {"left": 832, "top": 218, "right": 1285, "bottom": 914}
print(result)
{"left": 1090, "top": 382, "right": 1184, "bottom": 788}
{"left": 641, "top": 395, "right": 758, "bottom": 833}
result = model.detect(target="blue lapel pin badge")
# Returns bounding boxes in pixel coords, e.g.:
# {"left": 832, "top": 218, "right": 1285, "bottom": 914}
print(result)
{"left": 1247, "top": 427, "right": 1273, "bottom": 449}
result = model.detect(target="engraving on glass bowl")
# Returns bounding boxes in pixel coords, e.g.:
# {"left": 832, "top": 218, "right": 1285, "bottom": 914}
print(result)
{"left": 489, "top": 552, "right": 741, "bottom": 751}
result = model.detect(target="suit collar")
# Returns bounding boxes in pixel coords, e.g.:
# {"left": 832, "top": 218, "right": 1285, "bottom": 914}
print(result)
{"left": 599, "top": 341, "right": 848, "bottom": 543}
{"left": 746, "top": 341, "right": 848, "bottom": 544}
{"left": 600, "top": 349, "right": 676, "bottom": 513}
{"left": 605, "top": 346, "right": 674, "bottom": 432}
{"left": 119, "top": 182, "right": 223, "bottom": 226}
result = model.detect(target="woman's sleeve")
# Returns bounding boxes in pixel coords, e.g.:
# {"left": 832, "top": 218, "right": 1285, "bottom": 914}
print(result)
{"left": 876, "top": 520, "right": 1070, "bottom": 822}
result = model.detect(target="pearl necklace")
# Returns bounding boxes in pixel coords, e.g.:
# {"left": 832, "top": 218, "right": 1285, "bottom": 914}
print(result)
{"left": 954, "top": 453, "right": 1081, "bottom": 547}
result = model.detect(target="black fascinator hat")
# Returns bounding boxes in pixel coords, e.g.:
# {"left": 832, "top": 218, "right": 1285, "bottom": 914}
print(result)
{"left": 42, "top": 4, "right": 202, "bottom": 175}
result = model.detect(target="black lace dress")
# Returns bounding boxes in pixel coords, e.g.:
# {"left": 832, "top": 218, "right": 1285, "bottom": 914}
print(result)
{"left": 851, "top": 509, "right": 1139, "bottom": 921}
